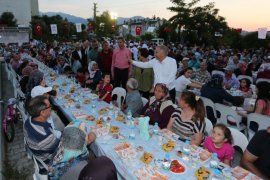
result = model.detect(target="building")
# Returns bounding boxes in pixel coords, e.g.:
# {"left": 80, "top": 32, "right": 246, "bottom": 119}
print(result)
{"left": 0, "top": 0, "right": 39, "bottom": 27}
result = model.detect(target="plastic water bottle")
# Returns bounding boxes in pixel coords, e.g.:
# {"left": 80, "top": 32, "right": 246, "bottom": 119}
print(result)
{"left": 153, "top": 122, "right": 159, "bottom": 135}
{"left": 126, "top": 109, "right": 132, "bottom": 126}
{"left": 162, "top": 153, "right": 171, "bottom": 170}
{"left": 129, "top": 125, "right": 135, "bottom": 140}
{"left": 108, "top": 102, "right": 113, "bottom": 116}
{"left": 182, "top": 140, "right": 191, "bottom": 161}
{"left": 210, "top": 153, "right": 219, "bottom": 169}
{"left": 212, "top": 169, "right": 223, "bottom": 180}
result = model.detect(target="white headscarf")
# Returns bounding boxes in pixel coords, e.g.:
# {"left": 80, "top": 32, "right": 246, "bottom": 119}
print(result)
{"left": 88, "top": 61, "right": 98, "bottom": 78}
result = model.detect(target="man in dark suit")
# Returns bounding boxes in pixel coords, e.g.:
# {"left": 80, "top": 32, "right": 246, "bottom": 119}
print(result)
{"left": 72, "top": 42, "right": 85, "bottom": 68}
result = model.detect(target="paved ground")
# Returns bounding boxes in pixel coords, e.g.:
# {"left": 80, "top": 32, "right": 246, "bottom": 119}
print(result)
{"left": 1, "top": 63, "right": 33, "bottom": 180}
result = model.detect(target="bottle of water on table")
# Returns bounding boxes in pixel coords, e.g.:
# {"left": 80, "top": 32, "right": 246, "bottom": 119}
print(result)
{"left": 210, "top": 153, "right": 219, "bottom": 169}
{"left": 126, "top": 109, "right": 132, "bottom": 126}
{"left": 153, "top": 122, "right": 159, "bottom": 135}
{"left": 212, "top": 169, "right": 223, "bottom": 180}
{"left": 182, "top": 140, "right": 191, "bottom": 161}
{"left": 129, "top": 124, "right": 135, "bottom": 140}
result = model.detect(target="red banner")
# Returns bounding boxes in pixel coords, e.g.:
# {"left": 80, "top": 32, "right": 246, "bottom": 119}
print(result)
{"left": 35, "top": 24, "right": 43, "bottom": 36}
{"left": 135, "top": 26, "right": 142, "bottom": 36}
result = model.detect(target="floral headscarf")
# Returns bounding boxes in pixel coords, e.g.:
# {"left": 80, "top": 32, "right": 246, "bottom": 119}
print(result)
{"left": 144, "top": 83, "right": 170, "bottom": 116}
{"left": 88, "top": 61, "right": 99, "bottom": 78}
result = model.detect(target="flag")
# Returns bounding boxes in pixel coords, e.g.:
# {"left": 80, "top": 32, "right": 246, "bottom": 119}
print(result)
{"left": 50, "top": 24, "right": 58, "bottom": 34}
{"left": 258, "top": 27, "right": 267, "bottom": 39}
{"left": 135, "top": 26, "right": 142, "bottom": 36}
{"left": 34, "top": 24, "right": 43, "bottom": 36}
{"left": 75, "top": 23, "right": 82, "bottom": 32}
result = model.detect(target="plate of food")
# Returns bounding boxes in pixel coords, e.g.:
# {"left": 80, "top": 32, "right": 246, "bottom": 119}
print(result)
{"left": 83, "top": 99, "right": 91, "bottom": 104}
{"left": 64, "top": 94, "right": 71, "bottom": 99}
{"left": 69, "top": 87, "right": 76, "bottom": 93}
{"left": 85, "top": 115, "right": 95, "bottom": 121}
{"left": 134, "top": 165, "right": 168, "bottom": 180}
{"left": 140, "top": 152, "right": 153, "bottom": 164}
{"left": 98, "top": 108, "right": 108, "bottom": 115}
{"left": 96, "top": 119, "right": 104, "bottom": 127}
{"left": 116, "top": 114, "right": 125, "bottom": 122}
{"left": 162, "top": 140, "right": 176, "bottom": 152}
{"left": 90, "top": 93, "right": 99, "bottom": 99}
{"left": 198, "top": 149, "right": 212, "bottom": 162}
{"left": 72, "top": 110, "right": 87, "bottom": 119}
{"left": 195, "top": 166, "right": 210, "bottom": 180}
{"left": 232, "top": 166, "right": 249, "bottom": 179}
{"left": 114, "top": 142, "right": 131, "bottom": 151}
{"left": 170, "top": 160, "right": 186, "bottom": 174}
{"left": 110, "top": 126, "right": 119, "bottom": 133}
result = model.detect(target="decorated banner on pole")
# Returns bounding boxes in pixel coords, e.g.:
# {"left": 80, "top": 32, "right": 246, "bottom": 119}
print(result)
{"left": 135, "top": 26, "right": 142, "bottom": 36}
{"left": 50, "top": 24, "right": 58, "bottom": 34}
{"left": 258, "top": 27, "right": 267, "bottom": 39}
{"left": 76, "top": 23, "right": 82, "bottom": 33}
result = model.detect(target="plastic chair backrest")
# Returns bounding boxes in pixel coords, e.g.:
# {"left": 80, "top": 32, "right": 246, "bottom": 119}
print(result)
{"left": 205, "top": 117, "right": 213, "bottom": 136}
{"left": 237, "top": 75, "right": 253, "bottom": 84}
{"left": 256, "top": 78, "right": 270, "bottom": 84}
{"left": 141, "top": 97, "right": 149, "bottom": 107}
{"left": 112, "top": 87, "right": 126, "bottom": 107}
{"left": 201, "top": 97, "right": 217, "bottom": 119}
{"left": 32, "top": 155, "right": 48, "bottom": 180}
{"left": 247, "top": 113, "right": 270, "bottom": 140}
{"left": 214, "top": 103, "right": 243, "bottom": 130}
{"left": 212, "top": 70, "right": 225, "bottom": 77}
{"left": 228, "top": 127, "right": 248, "bottom": 153}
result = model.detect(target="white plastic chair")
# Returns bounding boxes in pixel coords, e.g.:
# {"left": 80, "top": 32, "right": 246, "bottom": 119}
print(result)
{"left": 228, "top": 127, "right": 248, "bottom": 153}
{"left": 32, "top": 155, "right": 49, "bottom": 180}
{"left": 256, "top": 78, "right": 270, "bottom": 84}
{"left": 211, "top": 70, "right": 225, "bottom": 77}
{"left": 215, "top": 103, "right": 246, "bottom": 132}
{"left": 205, "top": 117, "right": 213, "bottom": 136}
{"left": 112, "top": 87, "right": 126, "bottom": 107}
{"left": 237, "top": 75, "right": 253, "bottom": 84}
{"left": 141, "top": 97, "right": 149, "bottom": 107}
{"left": 201, "top": 97, "right": 217, "bottom": 122}
{"left": 247, "top": 113, "right": 270, "bottom": 140}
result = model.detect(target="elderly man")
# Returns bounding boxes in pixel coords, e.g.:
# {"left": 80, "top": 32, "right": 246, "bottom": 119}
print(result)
{"left": 223, "top": 66, "right": 240, "bottom": 90}
{"left": 241, "top": 127, "right": 270, "bottom": 179}
{"left": 194, "top": 60, "right": 211, "bottom": 83}
{"left": 24, "top": 95, "right": 97, "bottom": 177}
{"left": 130, "top": 45, "right": 177, "bottom": 102}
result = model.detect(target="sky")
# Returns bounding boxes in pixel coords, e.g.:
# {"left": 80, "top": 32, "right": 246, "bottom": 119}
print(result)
{"left": 39, "top": 0, "right": 270, "bottom": 31}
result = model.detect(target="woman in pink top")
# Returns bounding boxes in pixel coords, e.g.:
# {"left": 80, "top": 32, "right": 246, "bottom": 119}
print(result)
{"left": 204, "top": 123, "right": 235, "bottom": 165}
{"left": 254, "top": 82, "right": 270, "bottom": 116}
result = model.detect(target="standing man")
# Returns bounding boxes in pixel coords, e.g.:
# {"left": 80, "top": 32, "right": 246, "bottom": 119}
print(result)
{"left": 130, "top": 45, "right": 177, "bottom": 102}
{"left": 111, "top": 37, "right": 132, "bottom": 88}
{"left": 98, "top": 41, "right": 113, "bottom": 74}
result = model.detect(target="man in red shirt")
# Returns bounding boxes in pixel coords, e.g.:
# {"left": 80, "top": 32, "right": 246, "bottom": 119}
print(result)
{"left": 111, "top": 37, "right": 132, "bottom": 88}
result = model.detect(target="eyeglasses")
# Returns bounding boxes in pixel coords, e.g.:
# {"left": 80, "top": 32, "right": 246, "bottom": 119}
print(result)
{"left": 42, "top": 105, "right": 52, "bottom": 111}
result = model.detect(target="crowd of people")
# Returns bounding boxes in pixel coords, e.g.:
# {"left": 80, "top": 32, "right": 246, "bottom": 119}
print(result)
{"left": 1, "top": 37, "right": 270, "bottom": 179}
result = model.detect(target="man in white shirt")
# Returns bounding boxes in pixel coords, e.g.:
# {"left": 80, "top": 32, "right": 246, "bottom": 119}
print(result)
{"left": 130, "top": 45, "right": 177, "bottom": 102}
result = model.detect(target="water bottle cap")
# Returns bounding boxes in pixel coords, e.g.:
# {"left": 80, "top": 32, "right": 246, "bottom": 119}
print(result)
{"left": 214, "top": 169, "right": 221, "bottom": 175}
{"left": 154, "top": 122, "right": 158, "bottom": 125}
{"left": 185, "top": 140, "right": 190, "bottom": 144}
{"left": 165, "top": 153, "right": 170, "bottom": 158}
{"left": 213, "top": 153, "right": 218, "bottom": 157}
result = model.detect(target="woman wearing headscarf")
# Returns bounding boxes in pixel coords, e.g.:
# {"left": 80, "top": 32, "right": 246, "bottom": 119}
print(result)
{"left": 201, "top": 74, "right": 235, "bottom": 104}
{"left": 122, "top": 78, "right": 143, "bottom": 117}
{"left": 140, "top": 83, "right": 175, "bottom": 129}
{"left": 86, "top": 61, "right": 102, "bottom": 90}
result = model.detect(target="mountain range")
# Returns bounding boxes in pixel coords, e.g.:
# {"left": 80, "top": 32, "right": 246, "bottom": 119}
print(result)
{"left": 40, "top": 12, "right": 144, "bottom": 25}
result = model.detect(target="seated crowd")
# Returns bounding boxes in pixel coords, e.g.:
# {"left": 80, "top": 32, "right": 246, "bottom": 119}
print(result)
{"left": 3, "top": 39, "right": 270, "bottom": 179}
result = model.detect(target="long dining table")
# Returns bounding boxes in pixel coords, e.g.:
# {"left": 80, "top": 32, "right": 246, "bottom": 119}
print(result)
{"left": 34, "top": 58, "right": 261, "bottom": 180}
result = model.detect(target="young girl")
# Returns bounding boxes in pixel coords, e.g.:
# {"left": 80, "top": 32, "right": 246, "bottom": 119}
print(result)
{"left": 204, "top": 123, "right": 235, "bottom": 165}
{"left": 96, "top": 73, "right": 113, "bottom": 103}
{"left": 239, "top": 78, "right": 252, "bottom": 98}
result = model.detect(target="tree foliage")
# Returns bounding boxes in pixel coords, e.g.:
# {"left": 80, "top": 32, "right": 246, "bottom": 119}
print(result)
{"left": 0, "top": 12, "right": 17, "bottom": 27}
{"left": 92, "top": 11, "right": 118, "bottom": 37}
{"left": 168, "top": 0, "right": 229, "bottom": 45}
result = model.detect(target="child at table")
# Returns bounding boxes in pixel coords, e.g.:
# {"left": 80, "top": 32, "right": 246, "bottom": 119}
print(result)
{"left": 239, "top": 78, "right": 252, "bottom": 98}
{"left": 76, "top": 68, "right": 86, "bottom": 87}
{"left": 203, "top": 123, "right": 235, "bottom": 165}
{"left": 96, "top": 73, "right": 113, "bottom": 103}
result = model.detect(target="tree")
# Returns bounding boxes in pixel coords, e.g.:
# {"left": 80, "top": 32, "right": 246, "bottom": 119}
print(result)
{"left": 167, "top": 0, "right": 229, "bottom": 45}
{"left": 140, "top": 33, "right": 154, "bottom": 41}
{"left": 93, "top": 11, "right": 118, "bottom": 37}
{"left": 0, "top": 12, "right": 17, "bottom": 26}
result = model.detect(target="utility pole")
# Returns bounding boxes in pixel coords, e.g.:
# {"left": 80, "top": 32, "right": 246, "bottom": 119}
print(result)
{"left": 93, "top": 3, "right": 97, "bottom": 22}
